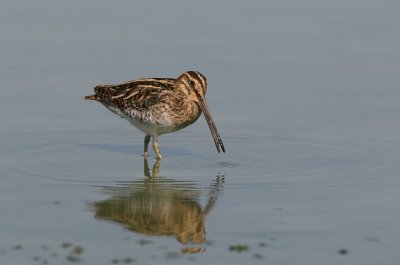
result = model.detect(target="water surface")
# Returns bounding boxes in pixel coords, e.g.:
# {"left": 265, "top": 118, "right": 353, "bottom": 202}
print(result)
{"left": 1, "top": 0, "right": 400, "bottom": 264}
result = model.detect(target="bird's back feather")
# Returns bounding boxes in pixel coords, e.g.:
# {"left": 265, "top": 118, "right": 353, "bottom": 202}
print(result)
{"left": 86, "top": 78, "right": 176, "bottom": 118}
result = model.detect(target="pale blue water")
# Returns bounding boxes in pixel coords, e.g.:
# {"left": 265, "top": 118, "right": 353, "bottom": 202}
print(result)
{"left": 1, "top": 0, "right": 400, "bottom": 264}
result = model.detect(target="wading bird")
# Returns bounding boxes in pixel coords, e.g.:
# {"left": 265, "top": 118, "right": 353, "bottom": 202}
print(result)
{"left": 85, "top": 71, "right": 225, "bottom": 159}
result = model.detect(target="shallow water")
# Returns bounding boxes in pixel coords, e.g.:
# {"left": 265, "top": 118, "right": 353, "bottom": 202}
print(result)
{"left": 2, "top": 0, "right": 400, "bottom": 264}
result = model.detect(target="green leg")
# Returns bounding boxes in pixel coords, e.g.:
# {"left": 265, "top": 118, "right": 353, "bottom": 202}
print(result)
{"left": 143, "top": 156, "right": 161, "bottom": 177}
{"left": 152, "top": 137, "right": 162, "bottom": 159}
{"left": 143, "top": 156, "right": 150, "bottom": 177}
{"left": 144, "top": 135, "right": 151, "bottom": 158}
{"left": 152, "top": 158, "right": 161, "bottom": 176}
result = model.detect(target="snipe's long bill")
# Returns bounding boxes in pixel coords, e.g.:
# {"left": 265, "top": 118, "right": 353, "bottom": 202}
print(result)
{"left": 85, "top": 71, "right": 225, "bottom": 159}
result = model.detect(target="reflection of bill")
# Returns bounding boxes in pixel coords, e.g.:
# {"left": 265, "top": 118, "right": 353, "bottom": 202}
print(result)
{"left": 90, "top": 158, "right": 224, "bottom": 253}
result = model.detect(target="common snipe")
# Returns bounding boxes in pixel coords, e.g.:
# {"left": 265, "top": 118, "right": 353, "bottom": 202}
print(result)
{"left": 85, "top": 71, "right": 225, "bottom": 159}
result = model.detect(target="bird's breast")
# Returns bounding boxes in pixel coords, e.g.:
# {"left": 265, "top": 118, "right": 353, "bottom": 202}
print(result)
{"left": 126, "top": 101, "right": 201, "bottom": 136}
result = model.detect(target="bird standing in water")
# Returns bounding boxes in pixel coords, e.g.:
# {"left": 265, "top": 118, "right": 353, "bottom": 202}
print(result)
{"left": 85, "top": 71, "right": 225, "bottom": 159}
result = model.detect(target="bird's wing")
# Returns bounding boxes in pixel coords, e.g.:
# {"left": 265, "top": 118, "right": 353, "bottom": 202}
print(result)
{"left": 91, "top": 78, "right": 176, "bottom": 117}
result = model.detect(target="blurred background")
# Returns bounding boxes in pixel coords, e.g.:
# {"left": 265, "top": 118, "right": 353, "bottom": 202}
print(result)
{"left": 1, "top": 0, "right": 400, "bottom": 264}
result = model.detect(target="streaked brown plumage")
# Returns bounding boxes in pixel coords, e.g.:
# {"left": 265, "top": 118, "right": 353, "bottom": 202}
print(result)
{"left": 85, "top": 71, "right": 225, "bottom": 159}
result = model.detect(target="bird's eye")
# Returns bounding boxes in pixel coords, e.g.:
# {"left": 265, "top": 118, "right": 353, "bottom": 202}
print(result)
{"left": 189, "top": 80, "right": 195, "bottom": 88}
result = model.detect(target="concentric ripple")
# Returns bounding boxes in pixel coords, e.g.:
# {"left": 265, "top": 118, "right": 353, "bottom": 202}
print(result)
{"left": 1, "top": 129, "right": 400, "bottom": 190}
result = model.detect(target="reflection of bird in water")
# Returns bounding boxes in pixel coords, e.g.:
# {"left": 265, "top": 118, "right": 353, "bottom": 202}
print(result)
{"left": 90, "top": 159, "right": 224, "bottom": 253}
{"left": 85, "top": 71, "right": 225, "bottom": 159}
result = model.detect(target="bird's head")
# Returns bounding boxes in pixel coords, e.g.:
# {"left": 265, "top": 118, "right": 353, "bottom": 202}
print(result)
{"left": 176, "top": 71, "right": 225, "bottom": 153}
{"left": 176, "top": 71, "right": 208, "bottom": 103}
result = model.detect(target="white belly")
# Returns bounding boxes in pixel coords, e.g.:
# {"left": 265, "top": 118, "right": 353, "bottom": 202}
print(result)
{"left": 127, "top": 116, "right": 178, "bottom": 137}
{"left": 122, "top": 110, "right": 197, "bottom": 137}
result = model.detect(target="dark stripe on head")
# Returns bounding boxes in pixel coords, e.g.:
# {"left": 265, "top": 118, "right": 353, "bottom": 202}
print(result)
{"left": 186, "top": 71, "right": 207, "bottom": 91}
{"left": 193, "top": 71, "right": 207, "bottom": 89}
{"left": 187, "top": 71, "right": 202, "bottom": 84}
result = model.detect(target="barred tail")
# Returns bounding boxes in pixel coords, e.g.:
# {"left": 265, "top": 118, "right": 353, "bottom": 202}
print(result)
{"left": 84, "top": 95, "right": 97, "bottom": 100}
{"left": 85, "top": 84, "right": 117, "bottom": 101}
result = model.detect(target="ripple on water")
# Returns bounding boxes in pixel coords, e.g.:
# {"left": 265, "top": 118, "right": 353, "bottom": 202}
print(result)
{"left": 1, "top": 130, "right": 400, "bottom": 190}
{"left": 223, "top": 134, "right": 400, "bottom": 190}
